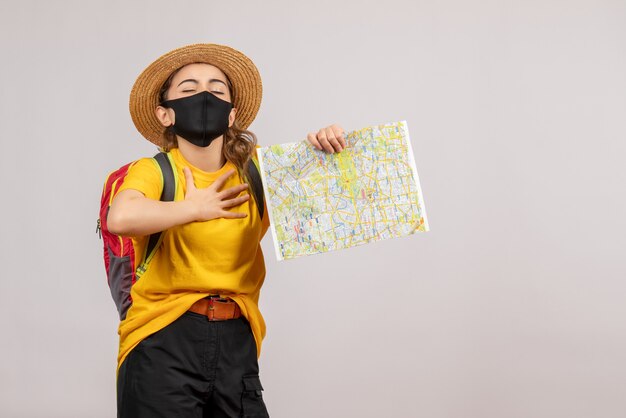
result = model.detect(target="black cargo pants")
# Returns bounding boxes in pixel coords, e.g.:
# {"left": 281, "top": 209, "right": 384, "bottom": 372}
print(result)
{"left": 117, "top": 311, "right": 270, "bottom": 418}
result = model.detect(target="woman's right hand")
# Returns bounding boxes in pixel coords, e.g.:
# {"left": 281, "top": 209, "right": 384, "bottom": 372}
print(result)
{"left": 183, "top": 167, "right": 250, "bottom": 221}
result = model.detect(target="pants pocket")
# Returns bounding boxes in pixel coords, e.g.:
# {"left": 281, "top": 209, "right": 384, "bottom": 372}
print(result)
{"left": 241, "top": 374, "right": 269, "bottom": 418}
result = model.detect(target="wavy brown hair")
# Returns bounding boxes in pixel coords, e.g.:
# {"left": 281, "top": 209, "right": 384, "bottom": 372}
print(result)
{"left": 157, "top": 64, "right": 258, "bottom": 179}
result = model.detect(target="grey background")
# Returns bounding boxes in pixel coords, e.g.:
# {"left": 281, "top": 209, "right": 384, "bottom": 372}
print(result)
{"left": 1, "top": 0, "right": 625, "bottom": 417}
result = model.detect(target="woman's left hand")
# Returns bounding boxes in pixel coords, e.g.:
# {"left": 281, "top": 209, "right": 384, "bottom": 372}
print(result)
{"left": 307, "top": 124, "right": 346, "bottom": 153}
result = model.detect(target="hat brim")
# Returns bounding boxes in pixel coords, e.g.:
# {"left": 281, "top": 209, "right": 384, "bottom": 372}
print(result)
{"left": 129, "top": 43, "right": 262, "bottom": 147}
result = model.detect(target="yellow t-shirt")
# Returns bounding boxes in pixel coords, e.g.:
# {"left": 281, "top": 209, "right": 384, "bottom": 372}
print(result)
{"left": 115, "top": 148, "right": 269, "bottom": 373}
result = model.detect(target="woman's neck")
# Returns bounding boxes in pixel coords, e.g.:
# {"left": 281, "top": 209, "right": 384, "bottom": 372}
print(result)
{"left": 176, "top": 136, "right": 226, "bottom": 172}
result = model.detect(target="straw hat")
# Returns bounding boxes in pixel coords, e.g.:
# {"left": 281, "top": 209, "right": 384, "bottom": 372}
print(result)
{"left": 129, "top": 43, "right": 262, "bottom": 146}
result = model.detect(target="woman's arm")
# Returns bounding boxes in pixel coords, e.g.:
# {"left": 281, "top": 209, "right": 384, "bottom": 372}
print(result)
{"left": 107, "top": 168, "right": 250, "bottom": 237}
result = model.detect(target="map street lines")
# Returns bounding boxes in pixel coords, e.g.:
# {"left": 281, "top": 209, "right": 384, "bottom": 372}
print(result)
{"left": 257, "top": 120, "right": 429, "bottom": 260}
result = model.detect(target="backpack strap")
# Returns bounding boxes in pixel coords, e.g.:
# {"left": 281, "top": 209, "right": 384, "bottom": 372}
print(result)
{"left": 136, "top": 152, "right": 176, "bottom": 278}
{"left": 247, "top": 157, "right": 265, "bottom": 219}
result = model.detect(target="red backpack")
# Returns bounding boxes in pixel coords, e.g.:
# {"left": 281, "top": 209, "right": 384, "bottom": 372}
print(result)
{"left": 97, "top": 153, "right": 176, "bottom": 320}
{"left": 97, "top": 153, "right": 264, "bottom": 320}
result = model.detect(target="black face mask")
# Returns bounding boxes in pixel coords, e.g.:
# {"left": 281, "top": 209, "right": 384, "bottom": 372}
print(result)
{"left": 161, "top": 91, "right": 233, "bottom": 147}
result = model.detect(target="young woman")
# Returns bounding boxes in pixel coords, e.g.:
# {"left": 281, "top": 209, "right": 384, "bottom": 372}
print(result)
{"left": 107, "top": 43, "right": 345, "bottom": 417}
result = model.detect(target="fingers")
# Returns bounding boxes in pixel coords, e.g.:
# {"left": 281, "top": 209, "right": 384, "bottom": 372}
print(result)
{"left": 183, "top": 167, "right": 196, "bottom": 190}
{"left": 208, "top": 179, "right": 250, "bottom": 219}
{"left": 324, "top": 127, "right": 343, "bottom": 153}
{"left": 183, "top": 166, "right": 254, "bottom": 221}
{"left": 220, "top": 210, "right": 248, "bottom": 219}
{"left": 315, "top": 128, "right": 336, "bottom": 153}
{"left": 211, "top": 169, "right": 237, "bottom": 191}
{"left": 308, "top": 124, "right": 346, "bottom": 153}
{"left": 331, "top": 124, "right": 346, "bottom": 149}
{"left": 320, "top": 128, "right": 336, "bottom": 153}
{"left": 217, "top": 193, "right": 250, "bottom": 219}
{"left": 307, "top": 132, "right": 323, "bottom": 151}
{"left": 222, "top": 193, "right": 250, "bottom": 209}
{"left": 218, "top": 183, "right": 249, "bottom": 200}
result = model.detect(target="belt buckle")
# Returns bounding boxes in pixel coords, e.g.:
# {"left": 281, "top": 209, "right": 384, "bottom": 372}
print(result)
{"left": 206, "top": 298, "right": 216, "bottom": 321}
{"left": 203, "top": 295, "right": 237, "bottom": 321}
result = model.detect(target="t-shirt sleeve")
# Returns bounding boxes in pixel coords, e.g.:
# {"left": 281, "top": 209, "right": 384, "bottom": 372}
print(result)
{"left": 117, "top": 157, "right": 162, "bottom": 201}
